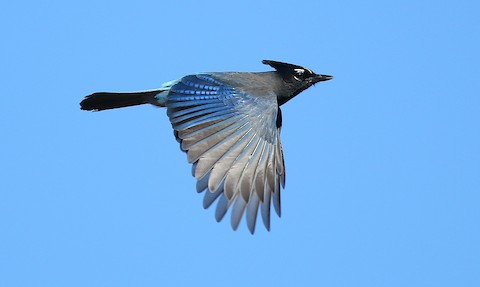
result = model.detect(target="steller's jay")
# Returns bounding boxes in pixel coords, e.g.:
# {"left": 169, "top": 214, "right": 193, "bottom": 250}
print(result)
{"left": 80, "top": 60, "right": 333, "bottom": 234}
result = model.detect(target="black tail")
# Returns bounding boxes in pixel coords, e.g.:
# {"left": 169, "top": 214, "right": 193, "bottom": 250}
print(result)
{"left": 80, "top": 90, "right": 162, "bottom": 111}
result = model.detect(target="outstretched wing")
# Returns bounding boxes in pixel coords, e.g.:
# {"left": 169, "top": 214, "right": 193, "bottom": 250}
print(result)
{"left": 166, "top": 74, "right": 285, "bottom": 233}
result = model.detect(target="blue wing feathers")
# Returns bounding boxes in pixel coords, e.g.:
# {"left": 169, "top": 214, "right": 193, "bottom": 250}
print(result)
{"left": 165, "top": 73, "right": 283, "bottom": 233}
{"left": 174, "top": 109, "right": 238, "bottom": 131}
{"left": 179, "top": 115, "right": 242, "bottom": 143}
{"left": 169, "top": 105, "right": 233, "bottom": 124}
{"left": 167, "top": 102, "right": 223, "bottom": 118}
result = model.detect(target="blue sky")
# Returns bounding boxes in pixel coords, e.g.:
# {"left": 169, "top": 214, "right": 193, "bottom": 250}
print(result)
{"left": 1, "top": 1, "right": 479, "bottom": 286}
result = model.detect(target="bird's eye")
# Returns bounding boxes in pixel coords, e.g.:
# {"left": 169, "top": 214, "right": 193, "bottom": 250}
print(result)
{"left": 293, "top": 68, "right": 313, "bottom": 81}
{"left": 293, "top": 69, "right": 306, "bottom": 81}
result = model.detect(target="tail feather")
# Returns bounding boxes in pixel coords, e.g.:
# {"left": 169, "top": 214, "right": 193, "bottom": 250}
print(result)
{"left": 80, "top": 90, "right": 163, "bottom": 111}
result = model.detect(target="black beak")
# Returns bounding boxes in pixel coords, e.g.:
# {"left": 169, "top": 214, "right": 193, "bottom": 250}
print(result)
{"left": 314, "top": 74, "right": 334, "bottom": 82}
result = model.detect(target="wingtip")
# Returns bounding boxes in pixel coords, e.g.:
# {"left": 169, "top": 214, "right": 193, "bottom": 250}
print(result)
{"left": 215, "top": 194, "right": 229, "bottom": 222}
{"left": 246, "top": 215, "right": 257, "bottom": 234}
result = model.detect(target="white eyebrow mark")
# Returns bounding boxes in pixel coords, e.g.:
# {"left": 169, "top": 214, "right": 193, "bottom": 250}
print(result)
{"left": 294, "top": 68, "right": 305, "bottom": 75}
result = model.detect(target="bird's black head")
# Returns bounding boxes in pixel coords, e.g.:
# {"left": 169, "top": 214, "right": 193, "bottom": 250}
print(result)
{"left": 262, "top": 60, "right": 333, "bottom": 105}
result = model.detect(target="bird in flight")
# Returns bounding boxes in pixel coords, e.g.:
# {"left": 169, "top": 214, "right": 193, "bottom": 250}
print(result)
{"left": 80, "top": 60, "right": 333, "bottom": 234}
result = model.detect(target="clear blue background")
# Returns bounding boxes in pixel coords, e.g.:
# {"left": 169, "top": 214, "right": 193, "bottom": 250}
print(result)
{"left": 1, "top": 1, "right": 479, "bottom": 286}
